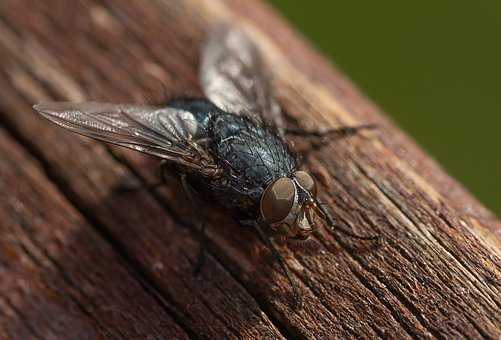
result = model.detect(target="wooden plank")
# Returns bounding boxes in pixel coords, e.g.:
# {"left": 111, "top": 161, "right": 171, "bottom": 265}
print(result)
{"left": 0, "top": 129, "right": 188, "bottom": 339}
{"left": 0, "top": 2, "right": 286, "bottom": 339}
{"left": 0, "top": 0, "right": 499, "bottom": 338}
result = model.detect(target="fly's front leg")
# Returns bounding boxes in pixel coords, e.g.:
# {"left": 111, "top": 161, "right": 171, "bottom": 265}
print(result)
{"left": 180, "top": 173, "right": 208, "bottom": 274}
{"left": 253, "top": 221, "right": 302, "bottom": 310}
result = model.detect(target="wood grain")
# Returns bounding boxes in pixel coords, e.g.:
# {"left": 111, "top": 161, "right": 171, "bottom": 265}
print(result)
{"left": 0, "top": 129, "right": 189, "bottom": 339}
{"left": 0, "top": 0, "right": 499, "bottom": 339}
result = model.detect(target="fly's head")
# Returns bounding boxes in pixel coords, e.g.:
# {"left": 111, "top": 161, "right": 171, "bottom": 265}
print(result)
{"left": 260, "top": 170, "right": 325, "bottom": 240}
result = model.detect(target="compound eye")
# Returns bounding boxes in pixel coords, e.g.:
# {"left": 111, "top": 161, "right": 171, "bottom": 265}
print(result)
{"left": 260, "top": 177, "right": 296, "bottom": 224}
{"left": 294, "top": 170, "right": 317, "bottom": 197}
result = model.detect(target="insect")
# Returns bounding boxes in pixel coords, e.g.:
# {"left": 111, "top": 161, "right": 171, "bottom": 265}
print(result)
{"left": 34, "top": 24, "right": 376, "bottom": 308}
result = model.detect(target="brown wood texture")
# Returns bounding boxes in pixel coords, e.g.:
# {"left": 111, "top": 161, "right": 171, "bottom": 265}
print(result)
{"left": 0, "top": 0, "right": 500, "bottom": 339}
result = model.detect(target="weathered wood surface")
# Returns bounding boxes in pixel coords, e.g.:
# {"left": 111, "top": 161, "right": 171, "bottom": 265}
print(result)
{"left": 0, "top": 0, "right": 499, "bottom": 339}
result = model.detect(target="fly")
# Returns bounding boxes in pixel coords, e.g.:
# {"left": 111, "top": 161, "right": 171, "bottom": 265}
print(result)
{"left": 33, "top": 24, "right": 376, "bottom": 308}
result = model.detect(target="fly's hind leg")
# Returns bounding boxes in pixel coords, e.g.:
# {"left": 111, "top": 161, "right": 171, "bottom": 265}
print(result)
{"left": 180, "top": 173, "right": 208, "bottom": 275}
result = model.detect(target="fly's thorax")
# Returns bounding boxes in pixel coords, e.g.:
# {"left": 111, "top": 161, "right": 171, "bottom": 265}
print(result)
{"left": 209, "top": 113, "right": 296, "bottom": 189}
{"left": 198, "top": 112, "right": 297, "bottom": 214}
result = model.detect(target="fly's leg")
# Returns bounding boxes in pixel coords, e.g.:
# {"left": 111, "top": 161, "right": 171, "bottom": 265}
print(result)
{"left": 316, "top": 199, "right": 379, "bottom": 240}
{"left": 158, "top": 160, "right": 170, "bottom": 185}
{"left": 194, "top": 221, "right": 207, "bottom": 274}
{"left": 115, "top": 160, "right": 170, "bottom": 192}
{"left": 285, "top": 124, "right": 376, "bottom": 139}
{"left": 180, "top": 173, "right": 208, "bottom": 275}
{"left": 253, "top": 221, "right": 302, "bottom": 310}
{"left": 286, "top": 124, "right": 377, "bottom": 147}
{"left": 145, "top": 160, "right": 170, "bottom": 189}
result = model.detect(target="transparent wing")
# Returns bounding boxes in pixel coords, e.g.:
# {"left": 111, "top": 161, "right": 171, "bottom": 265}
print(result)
{"left": 33, "top": 102, "right": 218, "bottom": 176}
{"left": 200, "top": 24, "right": 284, "bottom": 132}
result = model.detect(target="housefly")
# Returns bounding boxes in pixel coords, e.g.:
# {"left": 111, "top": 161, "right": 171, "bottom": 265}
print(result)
{"left": 33, "top": 24, "right": 376, "bottom": 308}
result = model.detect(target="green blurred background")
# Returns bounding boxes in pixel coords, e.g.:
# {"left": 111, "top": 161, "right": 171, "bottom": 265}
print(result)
{"left": 270, "top": 1, "right": 500, "bottom": 216}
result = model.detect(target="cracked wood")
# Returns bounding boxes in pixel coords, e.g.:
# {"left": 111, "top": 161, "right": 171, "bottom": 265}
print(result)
{"left": 0, "top": 0, "right": 500, "bottom": 339}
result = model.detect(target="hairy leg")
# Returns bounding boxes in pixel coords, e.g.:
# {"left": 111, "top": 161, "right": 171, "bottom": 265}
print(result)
{"left": 180, "top": 173, "right": 208, "bottom": 274}
{"left": 115, "top": 160, "right": 170, "bottom": 192}
{"left": 253, "top": 221, "right": 302, "bottom": 310}
{"left": 289, "top": 124, "right": 377, "bottom": 166}
{"left": 285, "top": 124, "right": 376, "bottom": 140}
{"left": 286, "top": 124, "right": 377, "bottom": 155}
